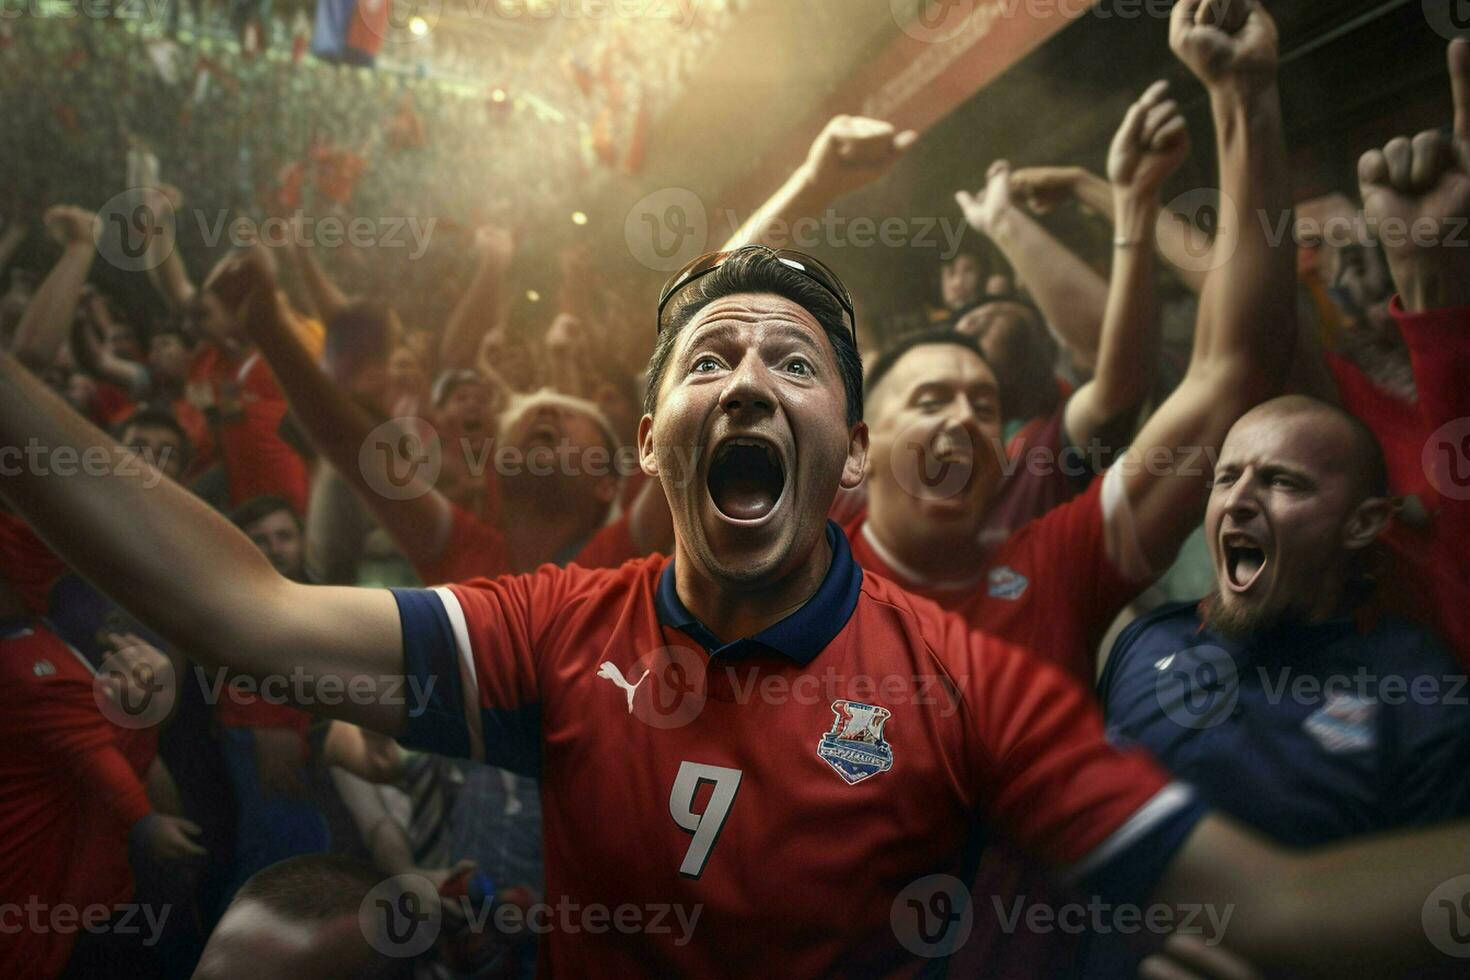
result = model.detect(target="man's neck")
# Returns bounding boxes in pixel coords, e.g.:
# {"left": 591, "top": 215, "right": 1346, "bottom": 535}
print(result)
{"left": 674, "top": 536, "right": 831, "bottom": 643}
{"left": 863, "top": 503, "right": 989, "bottom": 587}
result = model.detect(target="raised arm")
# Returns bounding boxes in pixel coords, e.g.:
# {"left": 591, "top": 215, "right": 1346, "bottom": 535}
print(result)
{"left": 0, "top": 322, "right": 407, "bottom": 735}
{"left": 441, "top": 225, "right": 513, "bottom": 371}
{"left": 71, "top": 292, "right": 152, "bottom": 398}
{"left": 287, "top": 213, "right": 352, "bottom": 324}
{"left": 721, "top": 114, "right": 917, "bottom": 251}
{"left": 1359, "top": 37, "right": 1470, "bottom": 565}
{"left": 142, "top": 185, "right": 198, "bottom": 312}
{"left": 1117, "top": 0, "right": 1296, "bottom": 572}
{"left": 1063, "top": 81, "right": 1188, "bottom": 454}
{"left": 235, "top": 249, "right": 455, "bottom": 566}
{"left": 10, "top": 207, "right": 95, "bottom": 372}
{"left": 956, "top": 162, "right": 1111, "bottom": 371}
{"left": 1011, "top": 164, "right": 1212, "bottom": 294}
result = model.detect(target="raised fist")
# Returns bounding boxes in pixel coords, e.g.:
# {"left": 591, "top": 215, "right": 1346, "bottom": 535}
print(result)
{"left": 1170, "top": 0, "right": 1278, "bottom": 95}
{"left": 1108, "top": 80, "right": 1191, "bottom": 198}
{"left": 801, "top": 114, "right": 919, "bottom": 201}
{"left": 44, "top": 205, "right": 98, "bottom": 247}
{"left": 1358, "top": 39, "right": 1470, "bottom": 311}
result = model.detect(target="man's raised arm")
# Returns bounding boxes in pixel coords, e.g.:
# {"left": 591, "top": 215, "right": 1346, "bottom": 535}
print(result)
{"left": 1061, "top": 80, "right": 1189, "bottom": 455}
{"left": 721, "top": 114, "right": 917, "bottom": 251}
{"left": 233, "top": 249, "right": 455, "bottom": 567}
{"left": 955, "top": 161, "right": 1111, "bottom": 371}
{"left": 1116, "top": 0, "right": 1296, "bottom": 572}
{"left": 0, "top": 316, "right": 408, "bottom": 736}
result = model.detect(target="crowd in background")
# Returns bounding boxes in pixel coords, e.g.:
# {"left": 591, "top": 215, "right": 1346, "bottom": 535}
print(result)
{"left": 3, "top": 3, "right": 1470, "bottom": 978}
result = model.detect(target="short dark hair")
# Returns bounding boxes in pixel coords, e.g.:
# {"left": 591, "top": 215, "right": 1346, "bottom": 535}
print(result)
{"left": 864, "top": 328, "right": 1002, "bottom": 417}
{"left": 115, "top": 405, "right": 193, "bottom": 469}
{"left": 233, "top": 854, "right": 382, "bottom": 922}
{"left": 229, "top": 494, "right": 300, "bottom": 532}
{"left": 643, "top": 247, "right": 863, "bottom": 427}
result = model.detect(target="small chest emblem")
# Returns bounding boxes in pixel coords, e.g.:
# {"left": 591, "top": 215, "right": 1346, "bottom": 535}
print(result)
{"left": 817, "top": 700, "right": 894, "bottom": 785}
{"left": 987, "top": 565, "right": 1029, "bottom": 601}
{"left": 32, "top": 659, "right": 56, "bottom": 678}
{"left": 1302, "top": 693, "right": 1378, "bottom": 754}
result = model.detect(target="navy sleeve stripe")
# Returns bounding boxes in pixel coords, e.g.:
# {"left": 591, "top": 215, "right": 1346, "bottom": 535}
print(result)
{"left": 1064, "top": 782, "right": 1208, "bottom": 907}
{"left": 392, "top": 587, "right": 471, "bottom": 759}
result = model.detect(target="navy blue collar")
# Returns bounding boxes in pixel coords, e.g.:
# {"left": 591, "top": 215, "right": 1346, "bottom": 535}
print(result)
{"left": 655, "top": 520, "right": 863, "bottom": 666}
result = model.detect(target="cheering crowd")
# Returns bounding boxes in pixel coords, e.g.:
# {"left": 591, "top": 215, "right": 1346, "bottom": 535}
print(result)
{"left": 3, "top": 1, "right": 1470, "bottom": 977}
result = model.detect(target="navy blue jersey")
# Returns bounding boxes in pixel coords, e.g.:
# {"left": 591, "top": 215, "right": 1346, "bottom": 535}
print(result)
{"left": 1082, "top": 600, "right": 1470, "bottom": 976}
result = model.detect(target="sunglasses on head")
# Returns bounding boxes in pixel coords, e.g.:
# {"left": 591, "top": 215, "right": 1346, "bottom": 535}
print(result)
{"left": 655, "top": 247, "right": 857, "bottom": 349}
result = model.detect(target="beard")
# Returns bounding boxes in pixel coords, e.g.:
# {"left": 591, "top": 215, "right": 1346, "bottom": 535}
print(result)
{"left": 1200, "top": 589, "right": 1278, "bottom": 642}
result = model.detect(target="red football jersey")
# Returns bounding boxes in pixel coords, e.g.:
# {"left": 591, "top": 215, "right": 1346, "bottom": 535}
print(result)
{"left": 846, "top": 476, "right": 1140, "bottom": 687}
{"left": 188, "top": 345, "right": 309, "bottom": 513}
{"left": 0, "top": 510, "right": 68, "bottom": 615}
{"left": 0, "top": 622, "right": 156, "bottom": 978}
{"left": 391, "top": 524, "right": 1204, "bottom": 977}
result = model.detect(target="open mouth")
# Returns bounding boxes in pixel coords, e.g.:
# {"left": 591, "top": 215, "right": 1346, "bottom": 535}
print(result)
{"left": 1222, "top": 532, "right": 1268, "bottom": 594}
{"left": 707, "top": 438, "right": 787, "bottom": 523}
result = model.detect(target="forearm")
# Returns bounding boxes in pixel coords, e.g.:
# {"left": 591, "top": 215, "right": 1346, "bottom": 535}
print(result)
{"left": 249, "top": 297, "right": 448, "bottom": 563}
{"left": 146, "top": 757, "right": 186, "bottom": 816}
{"left": 721, "top": 165, "right": 829, "bottom": 251}
{"left": 330, "top": 766, "right": 417, "bottom": 875}
{"left": 293, "top": 245, "right": 350, "bottom": 324}
{"left": 1193, "top": 84, "right": 1294, "bottom": 384}
{"left": 1093, "top": 195, "right": 1161, "bottom": 421}
{"left": 1071, "top": 167, "right": 1209, "bottom": 293}
{"left": 0, "top": 348, "right": 293, "bottom": 664}
{"left": 1233, "top": 825, "right": 1470, "bottom": 977}
{"left": 11, "top": 244, "right": 93, "bottom": 369}
{"left": 986, "top": 207, "right": 1109, "bottom": 368}
{"left": 441, "top": 252, "right": 506, "bottom": 370}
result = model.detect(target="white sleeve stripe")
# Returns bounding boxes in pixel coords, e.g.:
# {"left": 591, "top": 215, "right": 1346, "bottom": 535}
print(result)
{"left": 431, "top": 586, "right": 485, "bottom": 761}
{"left": 1064, "top": 782, "right": 1196, "bottom": 884}
{"left": 1102, "top": 465, "right": 1154, "bottom": 583}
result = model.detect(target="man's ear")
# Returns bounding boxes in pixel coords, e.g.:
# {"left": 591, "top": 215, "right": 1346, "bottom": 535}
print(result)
{"left": 842, "top": 422, "right": 869, "bottom": 491}
{"left": 1343, "top": 495, "right": 1392, "bottom": 551}
{"left": 638, "top": 414, "right": 658, "bottom": 477}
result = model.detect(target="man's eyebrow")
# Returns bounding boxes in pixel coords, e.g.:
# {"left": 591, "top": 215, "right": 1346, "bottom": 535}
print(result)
{"left": 682, "top": 317, "right": 825, "bottom": 354}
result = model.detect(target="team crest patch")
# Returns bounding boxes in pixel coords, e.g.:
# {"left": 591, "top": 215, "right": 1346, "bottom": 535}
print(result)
{"left": 1302, "top": 693, "right": 1377, "bottom": 754}
{"left": 817, "top": 700, "right": 894, "bottom": 785}
{"left": 987, "top": 565, "right": 1029, "bottom": 601}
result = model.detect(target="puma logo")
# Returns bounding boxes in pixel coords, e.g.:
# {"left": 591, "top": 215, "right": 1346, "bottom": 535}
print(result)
{"left": 597, "top": 661, "right": 651, "bottom": 714}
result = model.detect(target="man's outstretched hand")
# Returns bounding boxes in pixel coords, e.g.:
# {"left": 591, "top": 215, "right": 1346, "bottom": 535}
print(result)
{"left": 800, "top": 115, "right": 919, "bottom": 202}
{"left": 1358, "top": 38, "right": 1470, "bottom": 312}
